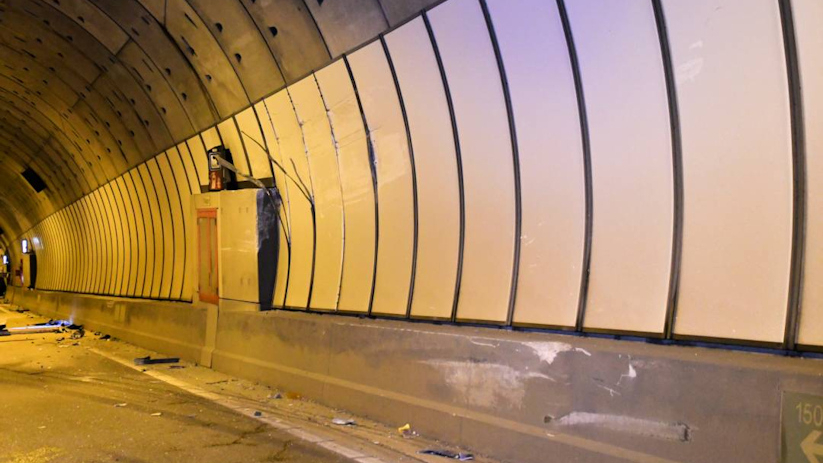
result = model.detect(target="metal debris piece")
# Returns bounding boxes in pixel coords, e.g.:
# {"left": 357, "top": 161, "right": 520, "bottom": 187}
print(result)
{"left": 150, "top": 412, "right": 162, "bottom": 417}
{"left": 418, "top": 450, "right": 474, "bottom": 461}
{"left": 134, "top": 356, "right": 180, "bottom": 365}
{"left": 332, "top": 418, "right": 356, "bottom": 426}
{"left": 114, "top": 403, "right": 127, "bottom": 408}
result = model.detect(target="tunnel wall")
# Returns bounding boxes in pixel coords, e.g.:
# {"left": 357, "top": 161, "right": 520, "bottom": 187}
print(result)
{"left": 11, "top": 0, "right": 823, "bottom": 350}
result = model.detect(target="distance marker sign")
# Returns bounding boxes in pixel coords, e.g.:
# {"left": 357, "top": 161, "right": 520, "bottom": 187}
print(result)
{"left": 783, "top": 391, "right": 823, "bottom": 463}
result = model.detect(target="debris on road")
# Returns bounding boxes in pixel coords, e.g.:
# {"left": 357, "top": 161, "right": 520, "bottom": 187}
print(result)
{"left": 398, "top": 423, "right": 418, "bottom": 438}
{"left": 134, "top": 356, "right": 180, "bottom": 365}
{"left": 268, "top": 392, "right": 282, "bottom": 400}
{"left": 332, "top": 418, "right": 356, "bottom": 426}
{"left": 254, "top": 411, "right": 263, "bottom": 417}
{"left": 99, "top": 334, "right": 111, "bottom": 340}
{"left": 114, "top": 403, "right": 128, "bottom": 408}
{"left": 418, "top": 449, "right": 474, "bottom": 461}
{"left": 150, "top": 412, "right": 162, "bottom": 417}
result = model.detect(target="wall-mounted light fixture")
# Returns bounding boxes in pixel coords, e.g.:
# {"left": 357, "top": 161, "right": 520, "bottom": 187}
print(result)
{"left": 21, "top": 239, "right": 28, "bottom": 254}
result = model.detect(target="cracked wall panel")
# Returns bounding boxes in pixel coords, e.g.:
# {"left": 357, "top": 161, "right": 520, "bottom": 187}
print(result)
{"left": 795, "top": 0, "right": 823, "bottom": 347}
{"left": 187, "top": 0, "right": 285, "bottom": 101}
{"left": 36, "top": 0, "right": 128, "bottom": 54}
{"left": 92, "top": 0, "right": 219, "bottom": 131}
{"left": 348, "top": 41, "right": 415, "bottom": 317}
{"left": 304, "top": 0, "right": 388, "bottom": 58}
{"left": 377, "top": 0, "right": 441, "bottom": 26}
{"left": 164, "top": 0, "right": 249, "bottom": 117}
{"left": 566, "top": 0, "right": 674, "bottom": 334}
{"left": 384, "top": 17, "right": 460, "bottom": 320}
{"left": 242, "top": 0, "right": 330, "bottom": 83}
{"left": 117, "top": 41, "right": 196, "bottom": 142}
{"left": 289, "top": 74, "right": 345, "bottom": 311}
{"left": 216, "top": 118, "right": 252, "bottom": 178}
{"left": 254, "top": 100, "right": 292, "bottom": 307}
{"left": 666, "top": 0, "right": 792, "bottom": 343}
{"left": 264, "top": 91, "right": 314, "bottom": 309}
{"left": 428, "top": 0, "right": 515, "bottom": 323}
{"left": 235, "top": 107, "right": 274, "bottom": 181}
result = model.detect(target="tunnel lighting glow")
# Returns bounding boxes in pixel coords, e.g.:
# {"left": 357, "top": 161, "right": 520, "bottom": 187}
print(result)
{"left": 21, "top": 239, "right": 28, "bottom": 254}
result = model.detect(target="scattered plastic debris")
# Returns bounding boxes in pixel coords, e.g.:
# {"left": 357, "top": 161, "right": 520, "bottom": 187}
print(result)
{"left": 332, "top": 418, "right": 356, "bottom": 426}
{"left": 398, "top": 423, "right": 418, "bottom": 438}
{"left": 253, "top": 411, "right": 263, "bottom": 417}
{"left": 150, "top": 412, "right": 162, "bottom": 417}
{"left": 134, "top": 356, "right": 180, "bottom": 365}
{"left": 114, "top": 403, "right": 127, "bottom": 408}
{"left": 99, "top": 334, "right": 111, "bottom": 340}
{"left": 70, "top": 329, "right": 85, "bottom": 340}
{"left": 168, "top": 365, "right": 185, "bottom": 369}
{"left": 418, "top": 449, "right": 474, "bottom": 461}
{"left": 268, "top": 393, "right": 282, "bottom": 400}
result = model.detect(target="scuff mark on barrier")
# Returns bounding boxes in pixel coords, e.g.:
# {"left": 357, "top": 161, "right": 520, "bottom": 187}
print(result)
{"left": 423, "top": 360, "right": 553, "bottom": 409}
{"left": 524, "top": 341, "right": 572, "bottom": 365}
{"left": 553, "top": 412, "right": 691, "bottom": 442}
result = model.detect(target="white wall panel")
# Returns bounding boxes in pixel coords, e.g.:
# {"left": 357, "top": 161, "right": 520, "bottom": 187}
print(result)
{"left": 566, "top": 0, "right": 674, "bottom": 334}
{"left": 264, "top": 91, "right": 315, "bottom": 308}
{"left": 217, "top": 119, "right": 252, "bottom": 178}
{"left": 235, "top": 108, "right": 274, "bottom": 181}
{"left": 148, "top": 159, "right": 175, "bottom": 299}
{"left": 167, "top": 147, "right": 194, "bottom": 301}
{"left": 254, "top": 101, "right": 292, "bottom": 308}
{"left": 314, "top": 60, "right": 376, "bottom": 314}
{"left": 665, "top": 0, "right": 793, "bottom": 343}
{"left": 429, "top": 0, "right": 516, "bottom": 323}
{"left": 793, "top": 0, "right": 823, "bottom": 347}
{"left": 488, "top": 0, "right": 587, "bottom": 328}
{"left": 348, "top": 42, "right": 415, "bottom": 317}
{"left": 126, "top": 171, "right": 148, "bottom": 297}
{"left": 290, "top": 76, "right": 346, "bottom": 311}
{"left": 159, "top": 152, "right": 187, "bottom": 300}
{"left": 384, "top": 18, "right": 460, "bottom": 320}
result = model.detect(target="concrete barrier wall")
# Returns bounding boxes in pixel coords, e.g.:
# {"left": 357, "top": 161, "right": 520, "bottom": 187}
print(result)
{"left": 13, "top": 286, "right": 823, "bottom": 463}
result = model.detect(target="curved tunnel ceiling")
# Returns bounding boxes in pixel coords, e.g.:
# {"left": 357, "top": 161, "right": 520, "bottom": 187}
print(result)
{"left": 0, "top": 0, "right": 428, "bottom": 236}
{"left": 1, "top": 0, "right": 823, "bottom": 351}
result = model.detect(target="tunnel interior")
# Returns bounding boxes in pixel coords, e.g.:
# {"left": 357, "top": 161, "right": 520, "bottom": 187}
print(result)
{"left": 1, "top": 1, "right": 823, "bottom": 462}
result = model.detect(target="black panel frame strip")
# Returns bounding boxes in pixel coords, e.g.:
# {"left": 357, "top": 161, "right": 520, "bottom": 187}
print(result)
{"left": 343, "top": 54, "right": 380, "bottom": 316}
{"left": 422, "top": 11, "right": 466, "bottom": 324}
{"left": 556, "top": 0, "right": 594, "bottom": 332}
{"left": 778, "top": 0, "right": 807, "bottom": 351}
{"left": 652, "top": 0, "right": 685, "bottom": 339}
{"left": 478, "top": 0, "right": 523, "bottom": 326}
{"left": 380, "top": 35, "right": 420, "bottom": 319}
